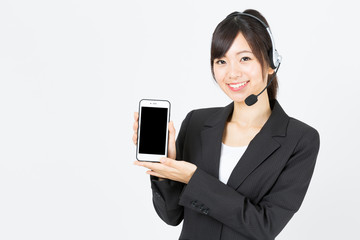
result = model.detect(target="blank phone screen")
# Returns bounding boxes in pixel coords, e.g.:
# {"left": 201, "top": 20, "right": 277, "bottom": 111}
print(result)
{"left": 139, "top": 107, "right": 168, "bottom": 155}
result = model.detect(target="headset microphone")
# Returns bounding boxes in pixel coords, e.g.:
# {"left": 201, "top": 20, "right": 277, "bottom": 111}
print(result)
{"left": 245, "top": 63, "right": 281, "bottom": 106}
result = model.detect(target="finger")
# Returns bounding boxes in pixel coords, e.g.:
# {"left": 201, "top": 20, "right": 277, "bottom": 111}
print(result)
{"left": 169, "top": 121, "right": 176, "bottom": 135}
{"left": 134, "top": 112, "right": 138, "bottom": 121}
{"left": 133, "top": 160, "right": 141, "bottom": 166}
{"left": 160, "top": 157, "right": 177, "bottom": 168}
{"left": 134, "top": 160, "right": 165, "bottom": 172}
{"left": 132, "top": 133, "right": 137, "bottom": 145}
{"left": 168, "top": 121, "right": 176, "bottom": 141}
{"left": 133, "top": 120, "right": 138, "bottom": 132}
{"left": 134, "top": 160, "right": 145, "bottom": 167}
{"left": 146, "top": 170, "right": 167, "bottom": 179}
{"left": 167, "top": 121, "right": 177, "bottom": 159}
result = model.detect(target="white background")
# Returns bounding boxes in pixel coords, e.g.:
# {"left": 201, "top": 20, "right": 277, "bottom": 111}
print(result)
{"left": 0, "top": 0, "right": 359, "bottom": 239}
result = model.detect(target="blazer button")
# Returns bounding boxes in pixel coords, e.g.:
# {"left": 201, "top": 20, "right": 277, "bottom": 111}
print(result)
{"left": 202, "top": 208, "right": 209, "bottom": 215}
{"left": 191, "top": 200, "right": 198, "bottom": 207}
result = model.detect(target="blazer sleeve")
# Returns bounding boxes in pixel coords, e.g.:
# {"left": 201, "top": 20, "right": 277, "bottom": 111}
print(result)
{"left": 178, "top": 126, "right": 320, "bottom": 239}
{"left": 149, "top": 110, "right": 194, "bottom": 226}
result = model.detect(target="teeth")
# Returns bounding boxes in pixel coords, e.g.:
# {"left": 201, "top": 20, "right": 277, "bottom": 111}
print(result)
{"left": 229, "top": 81, "right": 247, "bottom": 88}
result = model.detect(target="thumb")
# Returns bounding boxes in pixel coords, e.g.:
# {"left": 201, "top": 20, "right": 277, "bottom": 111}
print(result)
{"left": 167, "top": 121, "right": 176, "bottom": 159}
{"left": 169, "top": 121, "right": 176, "bottom": 141}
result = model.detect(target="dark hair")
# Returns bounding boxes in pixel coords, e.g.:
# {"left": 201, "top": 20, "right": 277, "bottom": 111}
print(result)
{"left": 210, "top": 9, "right": 278, "bottom": 100}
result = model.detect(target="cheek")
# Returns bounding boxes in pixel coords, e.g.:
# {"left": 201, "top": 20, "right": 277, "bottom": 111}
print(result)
{"left": 246, "top": 64, "right": 264, "bottom": 82}
{"left": 245, "top": 64, "right": 259, "bottom": 75}
{"left": 213, "top": 67, "right": 226, "bottom": 83}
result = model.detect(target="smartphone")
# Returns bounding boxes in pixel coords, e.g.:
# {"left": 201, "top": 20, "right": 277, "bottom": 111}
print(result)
{"left": 136, "top": 99, "right": 171, "bottom": 162}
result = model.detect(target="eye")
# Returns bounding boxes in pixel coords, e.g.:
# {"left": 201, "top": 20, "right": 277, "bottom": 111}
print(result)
{"left": 215, "top": 59, "right": 226, "bottom": 65}
{"left": 240, "top": 57, "right": 251, "bottom": 62}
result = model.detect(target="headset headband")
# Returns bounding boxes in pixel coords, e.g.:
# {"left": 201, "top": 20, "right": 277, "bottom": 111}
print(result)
{"left": 236, "top": 12, "right": 282, "bottom": 69}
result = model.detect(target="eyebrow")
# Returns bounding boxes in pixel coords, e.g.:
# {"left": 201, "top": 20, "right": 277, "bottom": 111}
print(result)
{"left": 235, "top": 50, "right": 253, "bottom": 55}
{"left": 220, "top": 50, "right": 253, "bottom": 59}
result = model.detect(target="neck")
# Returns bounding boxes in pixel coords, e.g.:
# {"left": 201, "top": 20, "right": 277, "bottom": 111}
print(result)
{"left": 230, "top": 93, "right": 272, "bottom": 128}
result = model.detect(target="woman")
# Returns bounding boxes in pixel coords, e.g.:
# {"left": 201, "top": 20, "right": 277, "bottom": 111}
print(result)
{"left": 133, "top": 9, "right": 320, "bottom": 240}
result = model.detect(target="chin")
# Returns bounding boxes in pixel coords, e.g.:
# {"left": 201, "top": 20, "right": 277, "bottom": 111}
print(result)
{"left": 220, "top": 87, "right": 249, "bottom": 103}
{"left": 233, "top": 99, "right": 247, "bottom": 104}
{"left": 227, "top": 94, "right": 247, "bottom": 103}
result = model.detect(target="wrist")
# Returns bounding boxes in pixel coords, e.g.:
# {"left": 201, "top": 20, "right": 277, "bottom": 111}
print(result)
{"left": 186, "top": 166, "right": 197, "bottom": 184}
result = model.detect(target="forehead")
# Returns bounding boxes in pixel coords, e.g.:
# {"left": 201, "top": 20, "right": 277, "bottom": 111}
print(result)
{"left": 225, "top": 32, "right": 252, "bottom": 56}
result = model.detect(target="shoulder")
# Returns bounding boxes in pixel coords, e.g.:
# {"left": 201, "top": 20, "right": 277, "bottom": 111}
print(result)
{"left": 271, "top": 100, "right": 320, "bottom": 151}
{"left": 286, "top": 117, "right": 320, "bottom": 151}
{"left": 273, "top": 103, "right": 320, "bottom": 166}
{"left": 288, "top": 117, "right": 319, "bottom": 138}
{"left": 272, "top": 100, "right": 319, "bottom": 142}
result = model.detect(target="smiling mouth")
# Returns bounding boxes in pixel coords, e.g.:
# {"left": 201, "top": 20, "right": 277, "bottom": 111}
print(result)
{"left": 227, "top": 81, "right": 249, "bottom": 91}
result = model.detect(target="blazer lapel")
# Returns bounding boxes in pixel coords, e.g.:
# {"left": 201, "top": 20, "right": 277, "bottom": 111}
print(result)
{"left": 199, "top": 100, "right": 289, "bottom": 189}
{"left": 200, "top": 102, "right": 234, "bottom": 179}
{"left": 226, "top": 131, "right": 280, "bottom": 189}
{"left": 227, "top": 100, "right": 289, "bottom": 190}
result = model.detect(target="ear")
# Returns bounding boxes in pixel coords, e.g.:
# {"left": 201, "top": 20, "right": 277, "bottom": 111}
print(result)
{"left": 268, "top": 66, "right": 275, "bottom": 75}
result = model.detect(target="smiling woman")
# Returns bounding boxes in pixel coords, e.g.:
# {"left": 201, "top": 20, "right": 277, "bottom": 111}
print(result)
{"left": 133, "top": 9, "right": 320, "bottom": 240}
{"left": 213, "top": 32, "right": 272, "bottom": 104}
{"left": 210, "top": 10, "right": 279, "bottom": 102}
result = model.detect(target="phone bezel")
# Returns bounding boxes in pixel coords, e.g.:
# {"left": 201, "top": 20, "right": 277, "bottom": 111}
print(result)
{"left": 136, "top": 99, "right": 171, "bottom": 162}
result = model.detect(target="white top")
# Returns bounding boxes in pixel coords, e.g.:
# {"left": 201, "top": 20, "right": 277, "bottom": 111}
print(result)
{"left": 219, "top": 143, "right": 248, "bottom": 184}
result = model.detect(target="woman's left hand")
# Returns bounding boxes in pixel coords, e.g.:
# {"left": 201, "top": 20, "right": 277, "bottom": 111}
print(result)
{"left": 134, "top": 158, "right": 197, "bottom": 184}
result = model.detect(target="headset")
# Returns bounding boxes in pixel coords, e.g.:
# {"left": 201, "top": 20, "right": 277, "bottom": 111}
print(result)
{"left": 232, "top": 12, "right": 282, "bottom": 106}
{"left": 234, "top": 12, "right": 282, "bottom": 69}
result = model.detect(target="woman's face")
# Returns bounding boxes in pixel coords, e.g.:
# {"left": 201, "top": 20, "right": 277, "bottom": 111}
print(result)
{"left": 213, "top": 32, "right": 273, "bottom": 103}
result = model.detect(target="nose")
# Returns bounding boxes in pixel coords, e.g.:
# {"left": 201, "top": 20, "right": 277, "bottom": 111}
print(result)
{"left": 230, "top": 72, "right": 240, "bottom": 79}
{"left": 229, "top": 62, "right": 242, "bottom": 80}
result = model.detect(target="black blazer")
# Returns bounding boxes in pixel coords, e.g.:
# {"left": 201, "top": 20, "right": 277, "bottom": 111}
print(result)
{"left": 150, "top": 100, "right": 320, "bottom": 240}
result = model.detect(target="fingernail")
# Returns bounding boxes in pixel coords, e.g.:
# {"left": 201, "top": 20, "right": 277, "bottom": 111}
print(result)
{"left": 160, "top": 158, "right": 166, "bottom": 163}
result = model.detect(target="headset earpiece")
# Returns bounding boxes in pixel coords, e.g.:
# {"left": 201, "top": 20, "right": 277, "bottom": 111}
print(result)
{"left": 269, "top": 48, "right": 282, "bottom": 69}
{"left": 268, "top": 48, "right": 276, "bottom": 69}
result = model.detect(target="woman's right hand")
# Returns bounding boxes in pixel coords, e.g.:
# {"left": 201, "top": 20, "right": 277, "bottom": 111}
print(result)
{"left": 132, "top": 112, "right": 177, "bottom": 160}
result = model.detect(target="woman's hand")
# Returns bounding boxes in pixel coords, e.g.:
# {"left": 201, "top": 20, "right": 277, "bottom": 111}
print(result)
{"left": 134, "top": 158, "right": 197, "bottom": 184}
{"left": 132, "top": 112, "right": 176, "bottom": 159}
{"left": 133, "top": 112, "right": 197, "bottom": 183}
